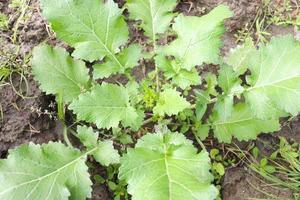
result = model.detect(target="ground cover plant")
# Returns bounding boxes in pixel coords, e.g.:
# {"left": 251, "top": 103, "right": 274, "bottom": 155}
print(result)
{"left": 0, "top": 0, "right": 300, "bottom": 199}
{"left": 250, "top": 137, "right": 300, "bottom": 198}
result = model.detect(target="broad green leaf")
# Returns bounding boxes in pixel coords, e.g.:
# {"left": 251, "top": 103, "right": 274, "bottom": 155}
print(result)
{"left": 218, "top": 65, "right": 244, "bottom": 94}
{"left": 209, "top": 97, "right": 280, "bottom": 143}
{"left": 243, "top": 36, "right": 300, "bottom": 118}
{"left": 69, "top": 83, "right": 139, "bottom": 129}
{"left": 77, "top": 126, "right": 120, "bottom": 166}
{"left": 93, "top": 45, "right": 142, "bottom": 79}
{"left": 41, "top": 0, "right": 128, "bottom": 62}
{"left": 31, "top": 45, "right": 90, "bottom": 103}
{"left": 126, "top": 0, "right": 177, "bottom": 42}
{"left": 165, "top": 5, "right": 233, "bottom": 70}
{"left": 155, "top": 55, "right": 200, "bottom": 89}
{"left": 153, "top": 88, "right": 190, "bottom": 116}
{"left": 225, "top": 37, "right": 255, "bottom": 75}
{"left": 119, "top": 132, "right": 218, "bottom": 200}
{"left": 0, "top": 142, "right": 92, "bottom": 200}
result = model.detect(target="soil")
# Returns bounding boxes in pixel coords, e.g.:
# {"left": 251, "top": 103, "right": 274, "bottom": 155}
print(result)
{"left": 222, "top": 167, "right": 293, "bottom": 200}
{"left": 177, "top": 0, "right": 261, "bottom": 31}
{"left": 0, "top": 0, "right": 299, "bottom": 200}
{"left": 0, "top": 76, "right": 59, "bottom": 156}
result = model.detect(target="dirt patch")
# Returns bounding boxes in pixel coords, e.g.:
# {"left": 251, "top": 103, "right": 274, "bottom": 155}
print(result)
{"left": 267, "top": 24, "right": 298, "bottom": 40}
{"left": 277, "top": 117, "right": 300, "bottom": 143}
{"left": 0, "top": 76, "right": 59, "bottom": 156}
{"left": 176, "top": 0, "right": 261, "bottom": 55}
{"left": 18, "top": 0, "right": 49, "bottom": 55}
{"left": 222, "top": 167, "right": 293, "bottom": 200}
{"left": 176, "top": 0, "right": 260, "bottom": 31}
{"left": 88, "top": 160, "right": 112, "bottom": 200}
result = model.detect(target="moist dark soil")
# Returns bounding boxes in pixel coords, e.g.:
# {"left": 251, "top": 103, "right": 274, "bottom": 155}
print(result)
{"left": 0, "top": 76, "right": 59, "bottom": 156}
{"left": 0, "top": 0, "right": 299, "bottom": 199}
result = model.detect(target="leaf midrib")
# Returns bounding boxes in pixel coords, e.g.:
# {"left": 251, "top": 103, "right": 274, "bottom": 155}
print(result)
{"left": 246, "top": 75, "right": 300, "bottom": 92}
{"left": 213, "top": 117, "right": 253, "bottom": 126}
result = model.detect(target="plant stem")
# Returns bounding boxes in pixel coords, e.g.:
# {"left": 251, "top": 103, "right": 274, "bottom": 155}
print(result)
{"left": 193, "top": 132, "right": 207, "bottom": 151}
{"left": 152, "top": 32, "right": 160, "bottom": 92}
{"left": 143, "top": 117, "right": 153, "bottom": 126}
{"left": 57, "top": 93, "right": 72, "bottom": 147}
{"left": 63, "top": 125, "right": 72, "bottom": 147}
{"left": 190, "top": 96, "right": 218, "bottom": 109}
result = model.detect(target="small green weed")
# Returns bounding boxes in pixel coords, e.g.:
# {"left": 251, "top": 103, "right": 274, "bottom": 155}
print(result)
{"left": 250, "top": 138, "right": 300, "bottom": 198}
{"left": 0, "top": 13, "right": 8, "bottom": 30}
{"left": 235, "top": 0, "right": 300, "bottom": 43}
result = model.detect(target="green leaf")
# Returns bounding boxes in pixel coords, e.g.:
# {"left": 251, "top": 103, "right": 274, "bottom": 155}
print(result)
{"left": 210, "top": 149, "right": 220, "bottom": 159}
{"left": 126, "top": 0, "right": 177, "bottom": 42}
{"left": 112, "top": 128, "right": 133, "bottom": 145}
{"left": 164, "top": 5, "right": 233, "bottom": 70}
{"left": 0, "top": 142, "right": 92, "bottom": 200}
{"left": 41, "top": 0, "right": 128, "bottom": 62}
{"left": 195, "top": 102, "right": 207, "bottom": 121}
{"left": 31, "top": 44, "right": 90, "bottom": 103}
{"left": 119, "top": 132, "right": 218, "bottom": 200}
{"left": 77, "top": 126, "right": 98, "bottom": 148}
{"left": 92, "top": 140, "right": 120, "bottom": 166}
{"left": 212, "top": 162, "right": 225, "bottom": 176}
{"left": 217, "top": 65, "right": 244, "bottom": 94}
{"left": 204, "top": 73, "right": 218, "bottom": 96}
{"left": 194, "top": 90, "right": 210, "bottom": 121}
{"left": 129, "top": 109, "right": 145, "bottom": 131}
{"left": 243, "top": 36, "right": 300, "bottom": 118}
{"left": 69, "top": 83, "right": 139, "bottom": 129}
{"left": 125, "top": 80, "right": 143, "bottom": 106}
{"left": 153, "top": 88, "right": 190, "bottom": 116}
{"left": 225, "top": 37, "right": 255, "bottom": 75}
{"left": 209, "top": 97, "right": 280, "bottom": 143}
{"left": 155, "top": 55, "right": 200, "bottom": 89}
{"left": 195, "top": 124, "right": 210, "bottom": 141}
{"left": 0, "top": 67, "right": 10, "bottom": 81}
{"left": 77, "top": 126, "right": 120, "bottom": 166}
{"left": 93, "top": 45, "right": 142, "bottom": 79}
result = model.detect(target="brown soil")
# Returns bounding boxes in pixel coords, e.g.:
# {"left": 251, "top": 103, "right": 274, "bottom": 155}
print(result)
{"left": 222, "top": 167, "right": 293, "bottom": 200}
{"left": 176, "top": 0, "right": 260, "bottom": 31}
{"left": 278, "top": 117, "right": 300, "bottom": 143}
{"left": 0, "top": 76, "right": 59, "bottom": 156}
{"left": 0, "top": 0, "right": 299, "bottom": 199}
